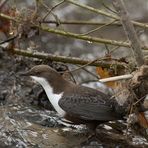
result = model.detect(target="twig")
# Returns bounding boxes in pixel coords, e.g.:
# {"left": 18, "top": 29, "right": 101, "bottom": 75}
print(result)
{"left": 5, "top": 48, "right": 126, "bottom": 69}
{"left": 79, "top": 74, "right": 133, "bottom": 84}
{"left": 0, "top": 13, "right": 17, "bottom": 22}
{"left": 99, "top": 74, "right": 133, "bottom": 83}
{"left": 68, "top": 59, "right": 98, "bottom": 73}
{"left": 113, "top": 0, "right": 144, "bottom": 66}
{"left": 36, "top": 25, "right": 148, "bottom": 50}
{"left": 110, "top": 40, "right": 128, "bottom": 53}
{"left": 0, "top": 34, "right": 18, "bottom": 45}
{"left": 0, "top": 0, "right": 9, "bottom": 9}
{"left": 78, "top": 66, "right": 99, "bottom": 79}
{"left": 39, "top": 0, "right": 61, "bottom": 26}
{"left": 79, "top": 20, "right": 117, "bottom": 36}
{"left": 66, "top": 0, "right": 148, "bottom": 30}
{"left": 41, "top": 20, "right": 121, "bottom": 26}
{"left": 42, "top": 0, "right": 65, "bottom": 21}
{"left": 133, "top": 96, "right": 146, "bottom": 106}
{"left": 0, "top": 13, "right": 148, "bottom": 50}
{"left": 102, "top": 2, "right": 117, "bottom": 14}
{"left": 38, "top": 24, "right": 131, "bottom": 47}
{"left": 126, "top": 103, "right": 134, "bottom": 136}
{"left": 66, "top": 0, "right": 118, "bottom": 20}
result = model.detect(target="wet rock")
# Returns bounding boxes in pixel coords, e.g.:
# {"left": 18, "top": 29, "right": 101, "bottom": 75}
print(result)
{"left": 0, "top": 48, "right": 148, "bottom": 147}
{"left": 0, "top": 90, "right": 7, "bottom": 103}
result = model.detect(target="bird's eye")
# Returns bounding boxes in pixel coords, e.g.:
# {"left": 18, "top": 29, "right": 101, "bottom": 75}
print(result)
{"left": 35, "top": 71, "right": 40, "bottom": 75}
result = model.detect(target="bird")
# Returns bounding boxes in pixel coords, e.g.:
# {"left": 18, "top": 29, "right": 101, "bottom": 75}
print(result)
{"left": 21, "top": 65, "right": 127, "bottom": 134}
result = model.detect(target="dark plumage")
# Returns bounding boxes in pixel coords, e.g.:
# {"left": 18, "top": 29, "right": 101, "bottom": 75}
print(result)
{"left": 22, "top": 65, "right": 126, "bottom": 132}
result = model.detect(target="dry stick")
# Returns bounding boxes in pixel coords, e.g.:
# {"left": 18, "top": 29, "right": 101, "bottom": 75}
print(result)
{"left": 0, "top": 34, "right": 18, "bottom": 45}
{"left": 66, "top": 0, "right": 118, "bottom": 20}
{"left": 36, "top": 24, "right": 148, "bottom": 50}
{"left": 113, "top": 0, "right": 144, "bottom": 67}
{"left": 79, "top": 20, "right": 117, "bottom": 36}
{"left": 0, "top": 13, "right": 148, "bottom": 50}
{"left": 110, "top": 40, "right": 128, "bottom": 53}
{"left": 41, "top": 20, "right": 122, "bottom": 26}
{"left": 39, "top": 0, "right": 61, "bottom": 26}
{"left": 102, "top": 2, "right": 117, "bottom": 15}
{"left": 78, "top": 66, "right": 99, "bottom": 79}
{"left": 0, "top": 13, "right": 17, "bottom": 22}
{"left": 38, "top": 25, "right": 130, "bottom": 47}
{"left": 66, "top": 0, "right": 148, "bottom": 30}
{"left": 68, "top": 59, "right": 98, "bottom": 73}
{"left": 42, "top": 0, "right": 65, "bottom": 21}
{"left": 8, "top": 48, "right": 134, "bottom": 82}
{"left": 99, "top": 74, "right": 133, "bottom": 83}
{"left": 0, "top": 13, "right": 128, "bottom": 47}
{"left": 7, "top": 47, "right": 133, "bottom": 82}
{"left": 9, "top": 48, "right": 126, "bottom": 69}
{"left": 0, "top": 0, "right": 9, "bottom": 9}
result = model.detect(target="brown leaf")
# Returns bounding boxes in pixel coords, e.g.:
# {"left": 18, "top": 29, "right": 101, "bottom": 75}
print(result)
{"left": 137, "top": 112, "right": 148, "bottom": 128}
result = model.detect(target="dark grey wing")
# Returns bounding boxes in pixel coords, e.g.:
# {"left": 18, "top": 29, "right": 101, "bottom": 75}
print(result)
{"left": 59, "top": 89, "right": 122, "bottom": 121}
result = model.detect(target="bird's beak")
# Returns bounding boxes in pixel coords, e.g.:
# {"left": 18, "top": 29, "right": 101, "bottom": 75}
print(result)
{"left": 19, "top": 71, "right": 32, "bottom": 76}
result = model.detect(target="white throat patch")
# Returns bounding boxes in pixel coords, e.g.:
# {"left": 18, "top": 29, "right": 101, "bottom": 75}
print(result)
{"left": 31, "top": 76, "right": 66, "bottom": 116}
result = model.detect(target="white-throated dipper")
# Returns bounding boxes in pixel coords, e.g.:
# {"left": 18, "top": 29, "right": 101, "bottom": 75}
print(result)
{"left": 22, "top": 65, "right": 126, "bottom": 132}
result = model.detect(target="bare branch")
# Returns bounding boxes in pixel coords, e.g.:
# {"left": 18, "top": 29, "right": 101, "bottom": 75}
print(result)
{"left": 113, "top": 0, "right": 144, "bottom": 66}
{"left": 66, "top": 0, "right": 118, "bottom": 20}
{"left": 39, "top": 0, "right": 61, "bottom": 26}
{"left": 42, "top": 0, "right": 65, "bottom": 21}
{"left": 0, "top": 0, "right": 9, "bottom": 9}
{"left": 37, "top": 24, "right": 131, "bottom": 47}
{"left": 79, "top": 20, "right": 117, "bottom": 36}
{"left": 65, "top": 0, "right": 148, "bottom": 31}
{"left": 0, "top": 35, "right": 18, "bottom": 45}
{"left": 41, "top": 20, "right": 121, "bottom": 26}
{"left": 6, "top": 48, "right": 127, "bottom": 69}
{"left": 99, "top": 74, "right": 133, "bottom": 83}
{"left": 1, "top": 12, "right": 148, "bottom": 50}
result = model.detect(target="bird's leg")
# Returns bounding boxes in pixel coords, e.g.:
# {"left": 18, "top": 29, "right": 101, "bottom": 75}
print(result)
{"left": 81, "top": 123, "right": 100, "bottom": 146}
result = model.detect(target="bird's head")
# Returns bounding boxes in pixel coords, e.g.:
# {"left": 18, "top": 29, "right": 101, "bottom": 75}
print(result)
{"left": 21, "top": 65, "right": 65, "bottom": 92}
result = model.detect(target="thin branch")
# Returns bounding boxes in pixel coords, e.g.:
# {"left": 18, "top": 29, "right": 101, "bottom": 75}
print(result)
{"left": 1, "top": 12, "right": 148, "bottom": 50}
{"left": 66, "top": 0, "right": 118, "bottom": 20}
{"left": 39, "top": 0, "right": 61, "bottom": 26}
{"left": 79, "top": 20, "right": 117, "bottom": 36}
{"left": 77, "top": 66, "right": 99, "bottom": 79}
{"left": 5, "top": 48, "right": 127, "bottom": 69}
{"left": 102, "top": 2, "right": 117, "bottom": 15}
{"left": 41, "top": 20, "right": 121, "bottom": 26}
{"left": 68, "top": 59, "right": 98, "bottom": 72}
{"left": 133, "top": 96, "right": 146, "bottom": 106}
{"left": 0, "top": 0, "right": 9, "bottom": 9}
{"left": 66, "top": 0, "right": 148, "bottom": 30}
{"left": 0, "top": 13, "right": 17, "bottom": 22}
{"left": 0, "top": 34, "right": 18, "bottom": 45}
{"left": 99, "top": 74, "right": 133, "bottom": 83}
{"left": 42, "top": 0, "right": 65, "bottom": 21}
{"left": 37, "top": 24, "right": 131, "bottom": 47}
{"left": 110, "top": 39, "right": 128, "bottom": 53}
{"left": 113, "top": 0, "right": 144, "bottom": 66}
